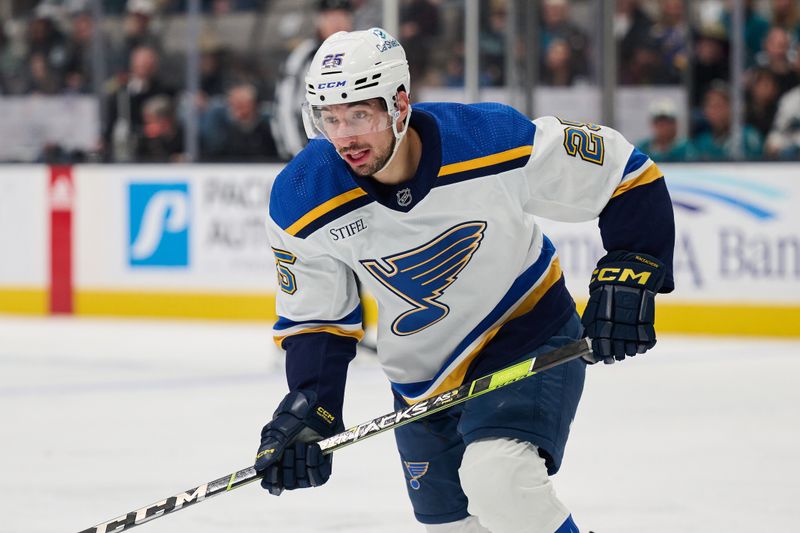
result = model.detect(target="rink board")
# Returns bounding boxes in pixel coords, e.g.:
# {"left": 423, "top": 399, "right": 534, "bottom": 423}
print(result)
{"left": 0, "top": 162, "right": 797, "bottom": 336}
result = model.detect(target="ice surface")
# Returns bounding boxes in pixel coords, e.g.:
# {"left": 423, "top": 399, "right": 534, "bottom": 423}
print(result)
{"left": 1, "top": 316, "right": 798, "bottom": 533}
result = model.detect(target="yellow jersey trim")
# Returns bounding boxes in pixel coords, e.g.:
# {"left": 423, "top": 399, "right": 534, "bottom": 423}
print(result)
{"left": 612, "top": 164, "right": 663, "bottom": 199}
{"left": 274, "top": 326, "right": 365, "bottom": 348}
{"left": 285, "top": 187, "right": 368, "bottom": 237}
{"left": 438, "top": 145, "right": 534, "bottom": 177}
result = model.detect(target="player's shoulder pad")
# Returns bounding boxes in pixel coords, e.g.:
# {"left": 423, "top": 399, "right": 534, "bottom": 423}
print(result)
{"left": 413, "top": 102, "right": 536, "bottom": 166}
{"left": 269, "top": 139, "right": 368, "bottom": 238}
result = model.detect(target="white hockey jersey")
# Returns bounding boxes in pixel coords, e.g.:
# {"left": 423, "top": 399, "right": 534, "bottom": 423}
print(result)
{"left": 267, "top": 102, "right": 666, "bottom": 403}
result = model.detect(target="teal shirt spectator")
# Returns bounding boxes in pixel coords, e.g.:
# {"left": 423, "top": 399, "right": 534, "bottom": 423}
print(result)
{"left": 636, "top": 138, "right": 695, "bottom": 163}
{"left": 721, "top": 9, "right": 771, "bottom": 67}
{"left": 690, "top": 125, "right": 764, "bottom": 160}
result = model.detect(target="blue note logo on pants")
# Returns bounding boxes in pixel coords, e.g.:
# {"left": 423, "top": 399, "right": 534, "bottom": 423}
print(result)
{"left": 128, "top": 183, "right": 190, "bottom": 267}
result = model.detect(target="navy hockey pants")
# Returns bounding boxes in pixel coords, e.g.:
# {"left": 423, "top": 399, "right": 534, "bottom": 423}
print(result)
{"left": 392, "top": 312, "right": 586, "bottom": 525}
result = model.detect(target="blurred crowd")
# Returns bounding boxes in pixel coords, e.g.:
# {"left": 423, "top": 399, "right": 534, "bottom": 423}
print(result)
{"left": 1, "top": 0, "right": 800, "bottom": 162}
{"left": 615, "top": 0, "right": 800, "bottom": 161}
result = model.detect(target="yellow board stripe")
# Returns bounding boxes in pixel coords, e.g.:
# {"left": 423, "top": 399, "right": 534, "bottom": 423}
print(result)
{"left": 573, "top": 300, "right": 800, "bottom": 337}
{"left": 612, "top": 163, "right": 663, "bottom": 198}
{"left": 226, "top": 473, "right": 237, "bottom": 491}
{"left": 405, "top": 259, "right": 563, "bottom": 403}
{"left": 0, "top": 287, "right": 48, "bottom": 315}
{"left": 438, "top": 145, "right": 533, "bottom": 177}
{"left": 75, "top": 290, "right": 277, "bottom": 321}
{"left": 285, "top": 187, "right": 368, "bottom": 237}
{"left": 4, "top": 288, "right": 793, "bottom": 338}
{"left": 274, "top": 326, "right": 365, "bottom": 348}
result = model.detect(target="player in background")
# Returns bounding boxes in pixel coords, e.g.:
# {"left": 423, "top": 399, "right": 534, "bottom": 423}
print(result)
{"left": 272, "top": 0, "right": 354, "bottom": 160}
{"left": 255, "top": 29, "right": 674, "bottom": 533}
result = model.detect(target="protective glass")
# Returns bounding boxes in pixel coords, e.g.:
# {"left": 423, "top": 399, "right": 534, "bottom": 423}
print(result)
{"left": 302, "top": 101, "right": 394, "bottom": 141}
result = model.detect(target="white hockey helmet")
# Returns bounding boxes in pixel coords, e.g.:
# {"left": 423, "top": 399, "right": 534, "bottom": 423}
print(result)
{"left": 302, "top": 28, "right": 411, "bottom": 144}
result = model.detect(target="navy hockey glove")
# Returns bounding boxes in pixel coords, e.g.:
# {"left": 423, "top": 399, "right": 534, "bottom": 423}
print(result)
{"left": 581, "top": 251, "right": 666, "bottom": 364}
{"left": 254, "top": 390, "right": 342, "bottom": 496}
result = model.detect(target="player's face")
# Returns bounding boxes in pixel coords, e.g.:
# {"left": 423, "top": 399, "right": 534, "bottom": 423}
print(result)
{"left": 320, "top": 100, "right": 396, "bottom": 176}
{"left": 336, "top": 128, "right": 396, "bottom": 176}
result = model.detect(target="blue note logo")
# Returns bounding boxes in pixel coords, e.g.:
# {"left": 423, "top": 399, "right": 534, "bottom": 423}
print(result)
{"left": 360, "top": 222, "right": 486, "bottom": 336}
{"left": 403, "top": 461, "right": 429, "bottom": 490}
{"left": 128, "top": 183, "right": 190, "bottom": 267}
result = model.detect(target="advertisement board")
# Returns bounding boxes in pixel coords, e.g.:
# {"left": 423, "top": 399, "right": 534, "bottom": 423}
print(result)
{"left": 541, "top": 163, "right": 800, "bottom": 335}
{"left": 0, "top": 165, "right": 48, "bottom": 313}
{"left": 71, "top": 165, "right": 279, "bottom": 318}
{"left": 542, "top": 164, "right": 800, "bottom": 302}
{"left": 0, "top": 162, "right": 797, "bottom": 334}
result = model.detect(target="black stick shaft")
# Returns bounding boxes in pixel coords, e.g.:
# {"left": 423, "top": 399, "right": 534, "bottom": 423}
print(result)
{"left": 78, "top": 338, "right": 590, "bottom": 533}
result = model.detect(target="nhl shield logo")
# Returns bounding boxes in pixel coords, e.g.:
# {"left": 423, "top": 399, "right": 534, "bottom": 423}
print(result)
{"left": 396, "top": 188, "right": 412, "bottom": 207}
{"left": 403, "top": 461, "right": 429, "bottom": 490}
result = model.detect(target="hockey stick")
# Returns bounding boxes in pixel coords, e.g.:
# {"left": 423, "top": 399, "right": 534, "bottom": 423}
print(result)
{"left": 78, "top": 337, "right": 590, "bottom": 533}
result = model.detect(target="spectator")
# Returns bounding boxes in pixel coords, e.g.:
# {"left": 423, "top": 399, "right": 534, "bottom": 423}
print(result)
{"left": 443, "top": 52, "right": 466, "bottom": 88}
{"left": 479, "top": 2, "right": 506, "bottom": 87}
{"left": 615, "top": 0, "right": 655, "bottom": 84}
{"left": 399, "top": 0, "right": 441, "bottom": 85}
{"left": 201, "top": 83, "right": 279, "bottom": 162}
{"left": 0, "top": 21, "right": 24, "bottom": 94}
{"left": 63, "top": 3, "right": 113, "bottom": 94}
{"left": 765, "top": 83, "right": 800, "bottom": 158}
{"left": 272, "top": 0, "right": 354, "bottom": 159}
{"left": 720, "top": 0, "right": 771, "bottom": 67}
{"left": 754, "top": 27, "right": 799, "bottom": 97}
{"left": 636, "top": 99, "right": 693, "bottom": 162}
{"left": 649, "top": 0, "right": 689, "bottom": 84}
{"left": 541, "top": 39, "right": 575, "bottom": 86}
{"left": 691, "top": 82, "right": 763, "bottom": 160}
{"left": 770, "top": 0, "right": 800, "bottom": 45}
{"left": 161, "top": 0, "right": 260, "bottom": 13}
{"left": 25, "top": 4, "right": 68, "bottom": 80}
{"left": 746, "top": 67, "right": 781, "bottom": 138}
{"left": 620, "top": 35, "right": 675, "bottom": 85}
{"left": 104, "top": 45, "right": 174, "bottom": 161}
{"left": 135, "top": 95, "right": 185, "bottom": 162}
{"left": 22, "top": 52, "right": 62, "bottom": 94}
{"left": 540, "top": 0, "right": 590, "bottom": 83}
{"left": 199, "top": 40, "right": 228, "bottom": 99}
{"left": 690, "top": 24, "right": 730, "bottom": 109}
{"left": 113, "top": 0, "right": 162, "bottom": 74}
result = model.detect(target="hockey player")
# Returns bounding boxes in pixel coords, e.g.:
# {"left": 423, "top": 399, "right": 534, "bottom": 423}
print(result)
{"left": 255, "top": 28, "right": 674, "bottom": 533}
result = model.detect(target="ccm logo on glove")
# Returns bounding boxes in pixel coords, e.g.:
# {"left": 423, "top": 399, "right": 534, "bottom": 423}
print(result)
{"left": 591, "top": 267, "right": 652, "bottom": 284}
{"left": 581, "top": 251, "right": 666, "bottom": 364}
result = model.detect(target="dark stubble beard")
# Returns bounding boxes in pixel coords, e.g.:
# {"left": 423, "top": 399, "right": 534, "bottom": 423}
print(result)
{"left": 345, "top": 134, "right": 397, "bottom": 177}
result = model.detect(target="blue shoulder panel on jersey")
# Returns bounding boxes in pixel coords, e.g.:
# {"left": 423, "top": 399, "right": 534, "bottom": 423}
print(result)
{"left": 269, "top": 139, "right": 373, "bottom": 238}
{"left": 412, "top": 102, "right": 536, "bottom": 187}
{"left": 623, "top": 146, "right": 650, "bottom": 178}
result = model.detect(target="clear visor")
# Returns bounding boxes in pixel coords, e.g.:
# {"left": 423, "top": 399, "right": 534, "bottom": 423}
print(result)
{"left": 302, "top": 101, "right": 394, "bottom": 141}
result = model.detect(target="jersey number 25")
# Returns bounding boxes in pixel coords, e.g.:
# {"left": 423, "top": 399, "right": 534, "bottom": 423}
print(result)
{"left": 558, "top": 118, "right": 605, "bottom": 166}
{"left": 272, "top": 248, "right": 298, "bottom": 295}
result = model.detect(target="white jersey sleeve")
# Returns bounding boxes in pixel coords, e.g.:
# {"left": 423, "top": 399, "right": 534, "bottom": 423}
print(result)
{"left": 266, "top": 216, "right": 363, "bottom": 347}
{"left": 522, "top": 116, "right": 662, "bottom": 222}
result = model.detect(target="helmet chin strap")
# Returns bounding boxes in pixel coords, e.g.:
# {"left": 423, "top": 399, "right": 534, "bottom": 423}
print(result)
{"left": 374, "top": 107, "right": 412, "bottom": 174}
